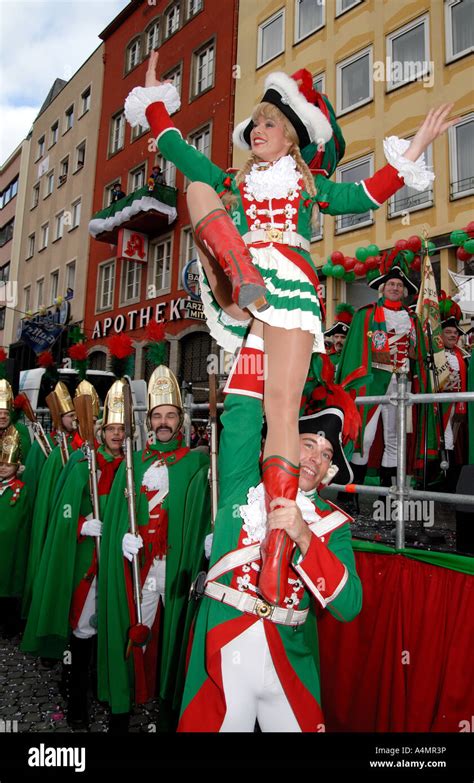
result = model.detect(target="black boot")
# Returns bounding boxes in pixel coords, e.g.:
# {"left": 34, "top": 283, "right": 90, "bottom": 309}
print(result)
{"left": 108, "top": 712, "right": 130, "bottom": 734}
{"left": 67, "top": 635, "right": 93, "bottom": 730}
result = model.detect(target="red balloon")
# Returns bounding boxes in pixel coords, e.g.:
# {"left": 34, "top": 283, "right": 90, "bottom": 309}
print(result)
{"left": 466, "top": 221, "right": 474, "bottom": 238}
{"left": 410, "top": 257, "right": 422, "bottom": 272}
{"left": 365, "top": 256, "right": 378, "bottom": 270}
{"left": 395, "top": 239, "right": 408, "bottom": 251}
{"left": 457, "top": 246, "right": 472, "bottom": 262}
{"left": 344, "top": 256, "right": 356, "bottom": 271}
{"left": 407, "top": 235, "right": 422, "bottom": 252}
{"left": 331, "top": 251, "right": 345, "bottom": 264}
{"left": 354, "top": 262, "right": 367, "bottom": 276}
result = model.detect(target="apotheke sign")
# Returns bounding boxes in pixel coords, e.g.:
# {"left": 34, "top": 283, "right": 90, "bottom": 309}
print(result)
{"left": 91, "top": 297, "right": 204, "bottom": 339}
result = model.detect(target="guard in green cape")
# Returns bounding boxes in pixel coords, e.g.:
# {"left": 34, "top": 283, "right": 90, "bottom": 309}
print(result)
{"left": 0, "top": 428, "right": 31, "bottom": 637}
{"left": 21, "top": 380, "right": 126, "bottom": 730}
{"left": 98, "top": 355, "right": 211, "bottom": 733}
{"left": 0, "top": 368, "right": 32, "bottom": 465}
{"left": 178, "top": 332, "right": 362, "bottom": 731}
{"left": 437, "top": 292, "right": 471, "bottom": 491}
{"left": 21, "top": 382, "right": 83, "bottom": 618}
{"left": 336, "top": 249, "right": 435, "bottom": 493}
{"left": 324, "top": 304, "right": 354, "bottom": 368}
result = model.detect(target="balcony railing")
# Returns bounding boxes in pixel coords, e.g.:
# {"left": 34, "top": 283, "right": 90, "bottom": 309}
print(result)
{"left": 450, "top": 177, "right": 474, "bottom": 199}
{"left": 388, "top": 190, "right": 433, "bottom": 218}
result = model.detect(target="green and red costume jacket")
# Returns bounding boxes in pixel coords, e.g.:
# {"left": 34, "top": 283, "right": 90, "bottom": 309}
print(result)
{"left": 439, "top": 346, "right": 470, "bottom": 461}
{"left": 97, "top": 434, "right": 210, "bottom": 717}
{"left": 21, "top": 430, "right": 84, "bottom": 618}
{"left": 22, "top": 432, "right": 56, "bottom": 506}
{"left": 21, "top": 446, "right": 122, "bottom": 660}
{"left": 335, "top": 298, "right": 437, "bottom": 466}
{"left": 0, "top": 474, "right": 31, "bottom": 598}
{"left": 328, "top": 349, "right": 341, "bottom": 368}
{"left": 178, "top": 390, "right": 362, "bottom": 732}
{"left": 145, "top": 101, "right": 407, "bottom": 303}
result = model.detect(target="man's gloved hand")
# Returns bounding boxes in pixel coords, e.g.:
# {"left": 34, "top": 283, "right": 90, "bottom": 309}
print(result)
{"left": 204, "top": 533, "right": 213, "bottom": 560}
{"left": 122, "top": 532, "right": 144, "bottom": 562}
{"left": 80, "top": 518, "right": 102, "bottom": 537}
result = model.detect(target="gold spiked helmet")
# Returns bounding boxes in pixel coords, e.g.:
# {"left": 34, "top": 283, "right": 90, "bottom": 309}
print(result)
{"left": 147, "top": 365, "right": 183, "bottom": 414}
{"left": 0, "top": 426, "right": 21, "bottom": 465}
{"left": 0, "top": 379, "right": 14, "bottom": 412}
{"left": 75, "top": 380, "right": 100, "bottom": 418}
{"left": 53, "top": 381, "right": 75, "bottom": 415}
{"left": 102, "top": 378, "right": 127, "bottom": 427}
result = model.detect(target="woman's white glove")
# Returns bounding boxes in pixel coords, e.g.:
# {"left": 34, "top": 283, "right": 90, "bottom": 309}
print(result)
{"left": 122, "top": 532, "right": 144, "bottom": 562}
{"left": 80, "top": 518, "right": 102, "bottom": 537}
{"left": 204, "top": 533, "right": 213, "bottom": 560}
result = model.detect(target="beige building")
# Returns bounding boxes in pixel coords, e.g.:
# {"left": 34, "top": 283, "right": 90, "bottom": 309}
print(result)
{"left": 0, "top": 137, "right": 30, "bottom": 347}
{"left": 234, "top": 0, "right": 474, "bottom": 324}
{"left": 10, "top": 44, "right": 104, "bottom": 361}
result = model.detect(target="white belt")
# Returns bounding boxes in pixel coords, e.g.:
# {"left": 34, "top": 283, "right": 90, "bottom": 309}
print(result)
{"left": 242, "top": 229, "right": 310, "bottom": 252}
{"left": 204, "top": 580, "right": 308, "bottom": 626}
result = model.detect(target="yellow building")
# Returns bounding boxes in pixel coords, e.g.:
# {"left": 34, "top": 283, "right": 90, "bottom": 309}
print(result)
{"left": 234, "top": 0, "right": 474, "bottom": 325}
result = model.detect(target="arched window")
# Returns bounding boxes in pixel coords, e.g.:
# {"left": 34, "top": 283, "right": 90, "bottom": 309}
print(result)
{"left": 178, "top": 331, "right": 214, "bottom": 403}
{"left": 145, "top": 20, "right": 160, "bottom": 54}
{"left": 126, "top": 37, "right": 142, "bottom": 72}
{"left": 164, "top": 3, "right": 180, "bottom": 38}
{"left": 88, "top": 350, "right": 107, "bottom": 371}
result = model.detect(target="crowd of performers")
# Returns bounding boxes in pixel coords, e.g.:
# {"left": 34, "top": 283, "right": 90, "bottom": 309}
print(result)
{"left": 0, "top": 59, "right": 469, "bottom": 733}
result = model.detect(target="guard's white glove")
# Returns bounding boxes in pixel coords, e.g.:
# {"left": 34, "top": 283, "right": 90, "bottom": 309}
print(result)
{"left": 80, "top": 518, "right": 102, "bottom": 537}
{"left": 204, "top": 533, "right": 213, "bottom": 560}
{"left": 122, "top": 532, "right": 143, "bottom": 562}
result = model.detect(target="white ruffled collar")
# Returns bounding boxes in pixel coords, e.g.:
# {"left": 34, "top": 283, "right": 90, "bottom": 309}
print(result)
{"left": 239, "top": 482, "right": 319, "bottom": 545}
{"left": 142, "top": 461, "right": 169, "bottom": 502}
{"left": 244, "top": 155, "right": 301, "bottom": 202}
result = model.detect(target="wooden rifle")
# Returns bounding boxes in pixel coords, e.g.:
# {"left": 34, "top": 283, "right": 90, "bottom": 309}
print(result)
{"left": 45, "top": 392, "right": 69, "bottom": 466}
{"left": 20, "top": 394, "right": 52, "bottom": 458}
{"left": 74, "top": 394, "right": 101, "bottom": 564}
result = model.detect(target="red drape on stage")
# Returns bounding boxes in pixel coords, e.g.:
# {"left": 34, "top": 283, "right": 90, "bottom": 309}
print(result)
{"left": 318, "top": 551, "right": 474, "bottom": 732}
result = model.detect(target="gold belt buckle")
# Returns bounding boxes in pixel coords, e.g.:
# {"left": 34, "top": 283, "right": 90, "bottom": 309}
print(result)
{"left": 265, "top": 227, "right": 283, "bottom": 243}
{"left": 255, "top": 599, "right": 272, "bottom": 619}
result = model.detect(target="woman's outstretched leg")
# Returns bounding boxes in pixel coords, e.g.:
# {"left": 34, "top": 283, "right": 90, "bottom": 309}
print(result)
{"left": 259, "top": 324, "right": 314, "bottom": 604}
{"left": 186, "top": 181, "right": 268, "bottom": 312}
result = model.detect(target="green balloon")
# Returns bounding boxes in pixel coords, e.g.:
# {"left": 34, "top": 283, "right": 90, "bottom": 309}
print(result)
{"left": 463, "top": 238, "right": 474, "bottom": 254}
{"left": 427, "top": 241, "right": 437, "bottom": 255}
{"left": 332, "top": 264, "right": 345, "bottom": 278}
{"left": 366, "top": 269, "right": 380, "bottom": 283}
{"left": 344, "top": 271, "right": 355, "bottom": 283}
{"left": 366, "top": 243, "right": 379, "bottom": 256}
{"left": 450, "top": 230, "right": 468, "bottom": 246}
{"left": 322, "top": 263, "right": 333, "bottom": 276}
{"left": 355, "top": 247, "right": 369, "bottom": 262}
{"left": 404, "top": 250, "right": 415, "bottom": 263}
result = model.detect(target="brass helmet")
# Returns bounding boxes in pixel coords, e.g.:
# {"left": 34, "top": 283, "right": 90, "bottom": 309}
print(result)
{"left": 0, "top": 379, "right": 14, "bottom": 412}
{"left": 53, "top": 381, "right": 75, "bottom": 415}
{"left": 0, "top": 426, "right": 21, "bottom": 465}
{"left": 75, "top": 380, "right": 100, "bottom": 418}
{"left": 102, "top": 378, "right": 127, "bottom": 427}
{"left": 147, "top": 365, "right": 182, "bottom": 414}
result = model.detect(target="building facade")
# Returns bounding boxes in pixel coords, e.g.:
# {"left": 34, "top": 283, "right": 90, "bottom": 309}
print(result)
{"left": 84, "top": 0, "right": 238, "bottom": 398}
{"left": 234, "top": 0, "right": 474, "bottom": 325}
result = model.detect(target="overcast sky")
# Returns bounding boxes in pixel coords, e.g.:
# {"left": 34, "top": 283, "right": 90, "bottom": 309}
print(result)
{"left": 0, "top": 0, "right": 130, "bottom": 165}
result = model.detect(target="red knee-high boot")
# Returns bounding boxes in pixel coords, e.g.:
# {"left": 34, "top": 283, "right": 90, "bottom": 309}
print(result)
{"left": 194, "top": 208, "right": 268, "bottom": 311}
{"left": 259, "top": 455, "right": 299, "bottom": 605}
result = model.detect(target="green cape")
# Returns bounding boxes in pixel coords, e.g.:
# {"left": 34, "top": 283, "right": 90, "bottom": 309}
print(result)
{"left": 0, "top": 478, "right": 31, "bottom": 597}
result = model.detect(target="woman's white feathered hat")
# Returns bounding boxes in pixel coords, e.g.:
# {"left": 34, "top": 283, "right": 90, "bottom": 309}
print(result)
{"left": 233, "top": 70, "right": 333, "bottom": 151}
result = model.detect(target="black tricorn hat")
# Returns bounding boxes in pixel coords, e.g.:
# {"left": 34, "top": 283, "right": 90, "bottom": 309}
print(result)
{"left": 298, "top": 406, "right": 352, "bottom": 486}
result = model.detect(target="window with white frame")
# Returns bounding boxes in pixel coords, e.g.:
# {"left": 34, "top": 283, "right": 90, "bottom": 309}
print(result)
{"left": 40, "top": 222, "right": 49, "bottom": 249}
{"left": 445, "top": 0, "right": 474, "bottom": 62}
{"left": 164, "top": 64, "right": 182, "bottom": 97}
{"left": 156, "top": 155, "right": 176, "bottom": 187}
{"left": 336, "top": 0, "right": 362, "bottom": 16}
{"left": 44, "top": 170, "right": 54, "bottom": 197}
{"left": 335, "top": 155, "right": 373, "bottom": 232}
{"left": 37, "top": 136, "right": 45, "bottom": 160}
{"left": 295, "top": 0, "right": 324, "bottom": 43}
{"left": 194, "top": 42, "right": 215, "bottom": 95}
{"left": 189, "top": 125, "right": 210, "bottom": 158}
{"left": 388, "top": 139, "right": 433, "bottom": 217}
{"left": 188, "top": 0, "right": 203, "bottom": 17}
{"left": 36, "top": 278, "right": 44, "bottom": 308}
{"left": 98, "top": 261, "right": 115, "bottom": 310}
{"left": 32, "top": 183, "right": 40, "bottom": 208}
{"left": 50, "top": 121, "right": 59, "bottom": 147}
{"left": 24, "top": 286, "right": 31, "bottom": 312}
{"left": 386, "top": 15, "right": 430, "bottom": 90}
{"left": 71, "top": 199, "right": 81, "bottom": 228}
{"left": 146, "top": 21, "right": 160, "bottom": 53}
{"left": 50, "top": 270, "right": 59, "bottom": 301}
{"left": 55, "top": 211, "right": 64, "bottom": 240}
{"left": 151, "top": 237, "right": 172, "bottom": 295}
{"left": 258, "top": 9, "right": 285, "bottom": 66}
{"left": 129, "top": 165, "right": 145, "bottom": 192}
{"left": 336, "top": 47, "right": 372, "bottom": 115}
{"left": 310, "top": 210, "right": 323, "bottom": 241}
{"left": 180, "top": 227, "right": 197, "bottom": 285}
{"left": 449, "top": 114, "right": 474, "bottom": 198}
{"left": 27, "top": 233, "right": 35, "bottom": 259}
{"left": 121, "top": 260, "right": 142, "bottom": 303}
{"left": 127, "top": 38, "right": 141, "bottom": 71}
{"left": 81, "top": 87, "right": 91, "bottom": 115}
{"left": 313, "top": 72, "right": 325, "bottom": 95}
{"left": 75, "top": 141, "right": 86, "bottom": 170}
{"left": 131, "top": 123, "right": 145, "bottom": 141}
{"left": 66, "top": 260, "right": 76, "bottom": 293}
{"left": 64, "top": 105, "right": 74, "bottom": 132}
{"left": 165, "top": 4, "right": 180, "bottom": 37}
{"left": 110, "top": 112, "right": 125, "bottom": 154}
{"left": 59, "top": 156, "right": 68, "bottom": 186}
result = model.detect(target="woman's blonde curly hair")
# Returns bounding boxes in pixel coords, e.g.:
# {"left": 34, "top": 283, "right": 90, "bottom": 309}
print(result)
{"left": 222, "top": 102, "right": 319, "bottom": 226}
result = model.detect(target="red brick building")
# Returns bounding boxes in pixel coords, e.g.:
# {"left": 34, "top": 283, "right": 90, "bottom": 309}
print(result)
{"left": 84, "top": 0, "right": 238, "bottom": 395}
